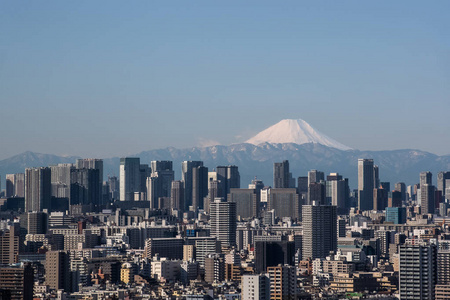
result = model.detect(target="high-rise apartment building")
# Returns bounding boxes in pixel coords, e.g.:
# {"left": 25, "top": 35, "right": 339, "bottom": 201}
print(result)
{"left": 268, "top": 265, "right": 297, "bottom": 300}
{"left": 358, "top": 159, "right": 374, "bottom": 211}
{"left": 0, "top": 264, "right": 34, "bottom": 300}
{"left": 399, "top": 240, "right": 437, "bottom": 300}
{"left": 45, "top": 250, "right": 71, "bottom": 292}
{"left": 0, "top": 225, "right": 19, "bottom": 264}
{"left": 25, "top": 167, "right": 52, "bottom": 212}
{"left": 119, "top": 158, "right": 141, "bottom": 201}
{"left": 210, "top": 198, "right": 237, "bottom": 247}
{"left": 302, "top": 205, "right": 337, "bottom": 259}
{"left": 241, "top": 274, "right": 270, "bottom": 300}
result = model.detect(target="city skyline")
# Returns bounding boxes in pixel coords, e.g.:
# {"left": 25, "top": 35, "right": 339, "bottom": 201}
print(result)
{"left": 1, "top": 1, "right": 450, "bottom": 159}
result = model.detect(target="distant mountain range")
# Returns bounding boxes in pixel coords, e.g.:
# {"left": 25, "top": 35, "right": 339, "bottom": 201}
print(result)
{"left": 1, "top": 144, "right": 449, "bottom": 189}
{"left": 1, "top": 119, "right": 449, "bottom": 188}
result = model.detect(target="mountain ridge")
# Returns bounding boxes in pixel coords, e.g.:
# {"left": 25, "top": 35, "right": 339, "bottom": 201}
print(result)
{"left": 1, "top": 143, "right": 448, "bottom": 189}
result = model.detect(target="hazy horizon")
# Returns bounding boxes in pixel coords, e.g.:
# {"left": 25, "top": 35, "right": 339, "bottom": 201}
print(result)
{"left": 1, "top": 1, "right": 449, "bottom": 159}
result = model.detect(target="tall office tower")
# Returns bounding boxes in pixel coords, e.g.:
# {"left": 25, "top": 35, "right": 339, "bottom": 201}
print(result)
{"left": 254, "top": 238, "right": 295, "bottom": 273}
{"left": 139, "top": 164, "right": 151, "bottom": 193}
{"left": 25, "top": 167, "right": 51, "bottom": 212}
{"left": 297, "top": 176, "right": 308, "bottom": 199}
{"left": 204, "top": 180, "right": 222, "bottom": 214}
{"left": 146, "top": 176, "right": 159, "bottom": 210}
{"left": 437, "top": 172, "right": 450, "bottom": 193}
{"left": 0, "top": 263, "right": 34, "bottom": 300}
{"left": 151, "top": 161, "right": 175, "bottom": 197}
{"left": 210, "top": 198, "right": 237, "bottom": 247}
{"left": 308, "top": 170, "right": 324, "bottom": 205}
{"left": 268, "top": 265, "right": 297, "bottom": 300}
{"left": 241, "top": 274, "right": 270, "bottom": 300}
{"left": 228, "top": 188, "right": 260, "bottom": 219}
{"left": 421, "top": 184, "right": 436, "bottom": 214}
{"left": 5, "top": 174, "right": 15, "bottom": 198}
{"left": 182, "top": 161, "right": 204, "bottom": 210}
{"left": 420, "top": 171, "right": 432, "bottom": 187}
{"left": 119, "top": 157, "right": 141, "bottom": 201}
{"left": 389, "top": 191, "right": 402, "bottom": 207}
{"left": 192, "top": 166, "right": 208, "bottom": 210}
{"left": 0, "top": 225, "right": 19, "bottom": 264}
{"left": 76, "top": 159, "right": 103, "bottom": 204}
{"left": 326, "top": 173, "right": 348, "bottom": 214}
{"left": 381, "top": 182, "right": 391, "bottom": 193}
{"left": 399, "top": 240, "right": 437, "bottom": 300}
{"left": 373, "top": 165, "right": 380, "bottom": 188}
{"left": 70, "top": 168, "right": 100, "bottom": 208}
{"left": 302, "top": 205, "right": 337, "bottom": 259}
{"left": 108, "top": 176, "right": 119, "bottom": 201}
{"left": 273, "top": 160, "right": 292, "bottom": 188}
{"left": 267, "top": 188, "right": 300, "bottom": 220}
{"left": 358, "top": 159, "right": 374, "bottom": 211}
{"left": 395, "top": 182, "right": 407, "bottom": 202}
{"left": 27, "top": 211, "right": 48, "bottom": 234}
{"left": 5, "top": 173, "right": 25, "bottom": 198}
{"left": 248, "top": 178, "right": 264, "bottom": 190}
{"left": 373, "top": 187, "right": 388, "bottom": 211}
{"left": 170, "top": 180, "right": 184, "bottom": 211}
{"left": 216, "top": 165, "right": 241, "bottom": 200}
{"left": 45, "top": 250, "right": 71, "bottom": 292}
{"left": 309, "top": 182, "right": 326, "bottom": 205}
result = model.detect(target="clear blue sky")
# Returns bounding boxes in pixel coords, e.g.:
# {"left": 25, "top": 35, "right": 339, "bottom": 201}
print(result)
{"left": 1, "top": 1, "right": 449, "bottom": 159}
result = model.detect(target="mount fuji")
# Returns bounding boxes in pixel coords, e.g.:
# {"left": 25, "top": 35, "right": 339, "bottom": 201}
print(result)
{"left": 245, "top": 119, "right": 352, "bottom": 151}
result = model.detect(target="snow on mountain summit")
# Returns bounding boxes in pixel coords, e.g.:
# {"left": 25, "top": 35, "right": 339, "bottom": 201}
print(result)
{"left": 245, "top": 119, "right": 352, "bottom": 150}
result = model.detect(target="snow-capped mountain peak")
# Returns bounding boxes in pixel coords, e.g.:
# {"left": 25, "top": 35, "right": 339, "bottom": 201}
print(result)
{"left": 245, "top": 119, "right": 352, "bottom": 150}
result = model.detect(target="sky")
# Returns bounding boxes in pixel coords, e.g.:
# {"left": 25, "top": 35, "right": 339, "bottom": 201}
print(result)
{"left": 1, "top": 1, "right": 449, "bottom": 159}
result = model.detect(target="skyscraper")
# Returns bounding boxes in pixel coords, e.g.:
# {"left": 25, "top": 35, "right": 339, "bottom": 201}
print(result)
{"left": 76, "top": 159, "right": 103, "bottom": 204}
{"left": 228, "top": 188, "right": 260, "bottom": 219}
{"left": 273, "top": 160, "right": 292, "bottom": 188}
{"left": 309, "top": 182, "right": 326, "bottom": 205}
{"left": 358, "top": 159, "right": 374, "bottom": 211}
{"left": 326, "top": 173, "right": 349, "bottom": 214}
{"left": 25, "top": 167, "right": 52, "bottom": 212}
{"left": 150, "top": 161, "right": 175, "bottom": 198}
{"left": 373, "top": 186, "right": 388, "bottom": 211}
{"left": 302, "top": 205, "right": 337, "bottom": 259}
{"left": 210, "top": 198, "right": 237, "bottom": 247}
{"left": 5, "top": 173, "right": 25, "bottom": 198}
{"left": 181, "top": 161, "right": 204, "bottom": 210}
{"left": 192, "top": 166, "right": 208, "bottom": 210}
{"left": 216, "top": 165, "right": 240, "bottom": 200}
{"left": 70, "top": 168, "right": 101, "bottom": 209}
{"left": 308, "top": 170, "right": 324, "bottom": 205}
{"left": 267, "top": 188, "right": 300, "bottom": 220}
{"left": 170, "top": 180, "right": 184, "bottom": 211}
{"left": 395, "top": 182, "right": 407, "bottom": 202}
{"left": 421, "top": 183, "right": 436, "bottom": 214}
{"left": 437, "top": 172, "right": 450, "bottom": 194}
{"left": 420, "top": 171, "right": 433, "bottom": 188}
{"left": 119, "top": 158, "right": 141, "bottom": 201}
